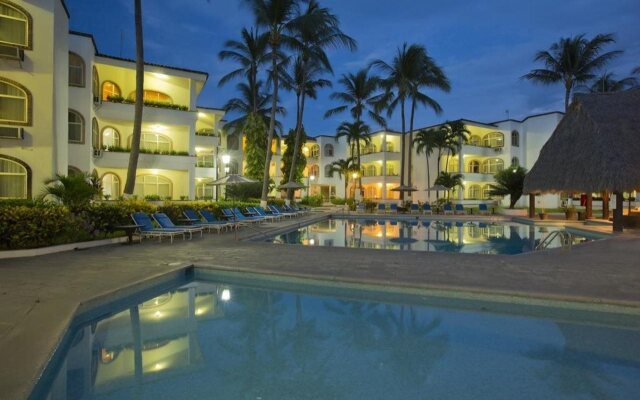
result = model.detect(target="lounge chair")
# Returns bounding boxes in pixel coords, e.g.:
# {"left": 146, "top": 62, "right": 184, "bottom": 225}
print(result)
{"left": 232, "top": 208, "right": 264, "bottom": 223}
{"left": 183, "top": 209, "right": 230, "bottom": 234}
{"left": 410, "top": 203, "right": 420, "bottom": 214}
{"left": 131, "top": 212, "right": 186, "bottom": 243}
{"left": 275, "top": 205, "right": 300, "bottom": 217}
{"left": 454, "top": 204, "right": 466, "bottom": 215}
{"left": 289, "top": 204, "right": 308, "bottom": 214}
{"left": 199, "top": 209, "right": 239, "bottom": 230}
{"left": 422, "top": 203, "right": 433, "bottom": 215}
{"left": 221, "top": 208, "right": 236, "bottom": 221}
{"left": 478, "top": 203, "right": 489, "bottom": 215}
{"left": 254, "top": 206, "right": 283, "bottom": 221}
{"left": 377, "top": 203, "right": 386, "bottom": 214}
{"left": 248, "top": 206, "right": 278, "bottom": 222}
{"left": 268, "top": 205, "right": 293, "bottom": 219}
{"left": 283, "top": 204, "right": 305, "bottom": 216}
{"left": 388, "top": 203, "right": 398, "bottom": 214}
{"left": 356, "top": 203, "right": 366, "bottom": 213}
{"left": 443, "top": 204, "right": 453, "bottom": 215}
{"left": 152, "top": 212, "right": 204, "bottom": 238}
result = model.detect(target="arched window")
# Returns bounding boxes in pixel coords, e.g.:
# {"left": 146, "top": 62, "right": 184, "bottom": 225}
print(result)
{"left": 362, "top": 142, "right": 376, "bottom": 155}
{"left": 227, "top": 135, "right": 239, "bottom": 150}
{"left": 467, "top": 160, "right": 480, "bottom": 173}
{"left": 323, "top": 143, "right": 334, "bottom": 157}
{"left": 196, "top": 179, "right": 214, "bottom": 199}
{"left": 324, "top": 164, "right": 333, "bottom": 178}
{"left": 384, "top": 141, "right": 395, "bottom": 152}
{"left": 228, "top": 160, "right": 239, "bottom": 174}
{"left": 468, "top": 135, "right": 482, "bottom": 146}
{"left": 128, "top": 90, "right": 173, "bottom": 104}
{"left": 68, "top": 52, "right": 85, "bottom": 87}
{"left": 481, "top": 158, "right": 504, "bottom": 174}
{"left": 363, "top": 165, "right": 376, "bottom": 177}
{"left": 308, "top": 164, "right": 319, "bottom": 177}
{"left": 132, "top": 133, "right": 172, "bottom": 152}
{"left": 68, "top": 166, "right": 82, "bottom": 176}
{"left": 91, "top": 118, "right": 100, "bottom": 150}
{"left": 68, "top": 109, "right": 84, "bottom": 143}
{"left": 511, "top": 130, "right": 520, "bottom": 147}
{"left": 511, "top": 157, "right": 519, "bottom": 167}
{"left": 102, "top": 81, "right": 121, "bottom": 101}
{"left": 386, "top": 163, "right": 397, "bottom": 176}
{"left": 468, "top": 184, "right": 481, "bottom": 199}
{"left": 309, "top": 144, "right": 320, "bottom": 158}
{"left": 482, "top": 132, "right": 504, "bottom": 148}
{"left": 92, "top": 66, "right": 99, "bottom": 103}
{"left": 0, "top": 78, "right": 30, "bottom": 125}
{"left": 134, "top": 174, "right": 172, "bottom": 198}
{"left": 101, "top": 127, "right": 120, "bottom": 148}
{"left": 482, "top": 184, "right": 493, "bottom": 199}
{"left": 101, "top": 173, "right": 120, "bottom": 198}
{"left": 0, "top": 1, "right": 32, "bottom": 49}
{"left": 0, "top": 155, "right": 29, "bottom": 199}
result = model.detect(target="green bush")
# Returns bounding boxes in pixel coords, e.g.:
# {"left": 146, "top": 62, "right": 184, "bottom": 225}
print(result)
{"left": 300, "top": 195, "right": 323, "bottom": 207}
{"left": 225, "top": 182, "right": 262, "bottom": 200}
{"left": 330, "top": 197, "right": 346, "bottom": 205}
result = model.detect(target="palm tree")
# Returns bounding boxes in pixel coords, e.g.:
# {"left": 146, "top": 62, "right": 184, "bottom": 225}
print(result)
{"left": 123, "top": 0, "right": 144, "bottom": 196}
{"left": 218, "top": 27, "right": 268, "bottom": 113}
{"left": 324, "top": 67, "right": 385, "bottom": 126}
{"left": 245, "top": 0, "right": 300, "bottom": 207}
{"left": 329, "top": 157, "right": 357, "bottom": 198}
{"left": 335, "top": 121, "right": 371, "bottom": 196}
{"left": 41, "top": 173, "right": 99, "bottom": 210}
{"left": 442, "top": 120, "right": 470, "bottom": 173}
{"left": 434, "top": 171, "right": 463, "bottom": 200}
{"left": 488, "top": 166, "right": 527, "bottom": 209}
{"left": 523, "top": 33, "right": 622, "bottom": 111}
{"left": 412, "top": 129, "right": 437, "bottom": 200}
{"left": 223, "top": 80, "right": 285, "bottom": 136}
{"left": 579, "top": 72, "right": 637, "bottom": 93}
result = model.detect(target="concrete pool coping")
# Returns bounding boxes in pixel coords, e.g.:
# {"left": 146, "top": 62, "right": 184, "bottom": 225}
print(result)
{"left": 0, "top": 211, "right": 638, "bottom": 399}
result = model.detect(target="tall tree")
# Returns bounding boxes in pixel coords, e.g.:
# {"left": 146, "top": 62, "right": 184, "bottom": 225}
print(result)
{"left": 441, "top": 120, "right": 469, "bottom": 173}
{"left": 222, "top": 80, "right": 285, "bottom": 136}
{"left": 335, "top": 121, "right": 371, "bottom": 196}
{"left": 245, "top": 0, "right": 300, "bottom": 207}
{"left": 324, "top": 67, "right": 385, "bottom": 126}
{"left": 523, "top": 33, "right": 622, "bottom": 111}
{"left": 579, "top": 72, "right": 638, "bottom": 93}
{"left": 329, "top": 157, "right": 358, "bottom": 199}
{"left": 123, "top": 0, "right": 144, "bottom": 196}
{"left": 243, "top": 113, "right": 269, "bottom": 180}
{"left": 218, "top": 27, "right": 268, "bottom": 113}
{"left": 434, "top": 171, "right": 463, "bottom": 201}
{"left": 489, "top": 166, "right": 527, "bottom": 209}
{"left": 280, "top": 128, "right": 307, "bottom": 186}
{"left": 412, "top": 129, "right": 437, "bottom": 200}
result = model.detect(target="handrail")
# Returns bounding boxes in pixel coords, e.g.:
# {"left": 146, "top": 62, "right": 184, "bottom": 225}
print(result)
{"left": 536, "top": 230, "right": 573, "bottom": 251}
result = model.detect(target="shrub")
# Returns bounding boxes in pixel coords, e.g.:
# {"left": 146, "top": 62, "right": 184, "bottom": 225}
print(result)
{"left": 225, "top": 182, "right": 263, "bottom": 200}
{"left": 330, "top": 197, "right": 346, "bottom": 205}
{"left": 300, "top": 195, "right": 323, "bottom": 207}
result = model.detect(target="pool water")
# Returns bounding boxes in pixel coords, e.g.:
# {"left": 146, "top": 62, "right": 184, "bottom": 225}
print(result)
{"left": 270, "top": 218, "right": 597, "bottom": 254}
{"left": 37, "top": 273, "right": 640, "bottom": 399}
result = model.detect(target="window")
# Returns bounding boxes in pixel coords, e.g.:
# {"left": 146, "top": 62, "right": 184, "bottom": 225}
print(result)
{"left": 0, "top": 2, "right": 31, "bottom": 49}
{"left": 468, "top": 185, "right": 481, "bottom": 199}
{"left": 362, "top": 143, "right": 376, "bottom": 155}
{"left": 384, "top": 141, "right": 395, "bottom": 152}
{"left": 0, "top": 155, "right": 29, "bottom": 198}
{"left": 134, "top": 175, "right": 171, "bottom": 198}
{"left": 324, "top": 164, "right": 333, "bottom": 178}
{"left": 482, "top": 132, "right": 504, "bottom": 148}
{"left": 0, "top": 78, "right": 29, "bottom": 125}
{"left": 386, "top": 163, "right": 397, "bottom": 176}
{"left": 196, "top": 180, "right": 213, "bottom": 199}
{"left": 482, "top": 184, "right": 493, "bottom": 199}
{"left": 468, "top": 135, "right": 482, "bottom": 146}
{"left": 92, "top": 118, "right": 100, "bottom": 150}
{"left": 467, "top": 160, "right": 480, "bottom": 173}
{"left": 481, "top": 158, "right": 504, "bottom": 174}
{"left": 196, "top": 151, "right": 214, "bottom": 168}
{"left": 102, "top": 81, "right": 121, "bottom": 101}
{"left": 227, "top": 135, "right": 239, "bottom": 150}
{"left": 128, "top": 90, "right": 173, "bottom": 104}
{"left": 308, "top": 164, "right": 319, "bottom": 178}
{"left": 132, "top": 133, "right": 172, "bottom": 153}
{"left": 101, "top": 127, "right": 120, "bottom": 148}
{"left": 363, "top": 165, "right": 376, "bottom": 177}
{"left": 92, "top": 67, "right": 99, "bottom": 103}
{"left": 309, "top": 144, "right": 320, "bottom": 158}
{"left": 511, "top": 130, "right": 520, "bottom": 147}
{"left": 68, "top": 53, "right": 85, "bottom": 87}
{"left": 511, "top": 157, "right": 519, "bottom": 167}
{"left": 323, "top": 143, "right": 334, "bottom": 157}
{"left": 101, "top": 173, "right": 120, "bottom": 198}
{"left": 68, "top": 110, "right": 84, "bottom": 143}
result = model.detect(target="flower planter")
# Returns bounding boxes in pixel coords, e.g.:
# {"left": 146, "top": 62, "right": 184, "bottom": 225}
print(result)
{"left": 538, "top": 213, "right": 548, "bottom": 220}
{"left": 565, "top": 210, "right": 578, "bottom": 220}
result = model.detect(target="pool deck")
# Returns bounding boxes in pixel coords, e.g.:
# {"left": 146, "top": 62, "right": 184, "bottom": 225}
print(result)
{"left": 1, "top": 210, "right": 639, "bottom": 399}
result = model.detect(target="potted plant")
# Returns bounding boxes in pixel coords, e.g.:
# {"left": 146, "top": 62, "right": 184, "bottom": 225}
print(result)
{"left": 538, "top": 207, "right": 548, "bottom": 220}
{"left": 564, "top": 205, "right": 578, "bottom": 220}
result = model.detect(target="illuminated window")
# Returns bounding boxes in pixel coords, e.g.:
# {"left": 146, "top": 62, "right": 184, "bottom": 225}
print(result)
{"left": 101, "top": 173, "right": 120, "bottom": 198}
{"left": 196, "top": 151, "right": 214, "bottom": 168}
{"left": 102, "top": 81, "right": 121, "bottom": 101}
{"left": 362, "top": 142, "right": 376, "bottom": 154}
{"left": 91, "top": 118, "right": 100, "bottom": 150}
{"left": 363, "top": 165, "right": 376, "bottom": 177}
{"left": 511, "top": 130, "right": 520, "bottom": 147}
{"left": 0, "top": 78, "right": 29, "bottom": 125}
{"left": 323, "top": 144, "right": 334, "bottom": 157}
{"left": 309, "top": 144, "right": 320, "bottom": 158}
{"left": 68, "top": 52, "right": 85, "bottom": 87}
{"left": 481, "top": 158, "right": 504, "bottom": 174}
{"left": 128, "top": 90, "right": 173, "bottom": 103}
{"left": 101, "top": 127, "right": 120, "bottom": 148}
{"left": 468, "top": 135, "right": 482, "bottom": 146}
{"left": 386, "top": 163, "right": 396, "bottom": 176}
{"left": 133, "top": 133, "right": 172, "bottom": 152}
{"left": 384, "top": 141, "right": 395, "bottom": 152}
{"left": 468, "top": 185, "right": 481, "bottom": 199}
{"left": 308, "top": 164, "right": 319, "bottom": 177}
{"left": 482, "top": 132, "right": 504, "bottom": 148}
{"left": 134, "top": 175, "right": 171, "bottom": 198}
{"left": 0, "top": 1, "right": 31, "bottom": 48}
{"left": 467, "top": 160, "right": 480, "bottom": 173}
{"left": 196, "top": 180, "right": 214, "bottom": 199}
{"left": 482, "top": 184, "right": 493, "bottom": 199}
{"left": 68, "top": 109, "right": 84, "bottom": 143}
{"left": 0, "top": 155, "right": 28, "bottom": 199}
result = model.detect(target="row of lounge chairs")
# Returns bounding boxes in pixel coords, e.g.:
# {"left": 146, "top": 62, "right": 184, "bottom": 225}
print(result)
{"left": 370, "top": 202, "right": 491, "bottom": 215}
{"left": 130, "top": 204, "right": 309, "bottom": 243}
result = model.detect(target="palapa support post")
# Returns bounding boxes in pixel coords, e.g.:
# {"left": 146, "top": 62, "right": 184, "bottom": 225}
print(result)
{"left": 585, "top": 193, "right": 593, "bottom": 219}
{"left": 602, "top": 191, "right": 610, "bottom": 220}
{"left": 528, "top": 193, "right": 535, "bottom": 218}
{"left": 613, "top": 191, "right": 624, "bottom": 232}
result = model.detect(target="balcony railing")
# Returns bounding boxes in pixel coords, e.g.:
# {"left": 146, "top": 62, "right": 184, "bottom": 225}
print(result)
{"left": 196, "top": 162, "right": 215, "bottom": 168}
{"left": 102, "top": 146, "right": 190, "bottom": 156}
{"left": 196, "top": 129, "right": 219, "bottom": 137}
{"left": 103, "top": 96, "right": 189, "bottom": 111}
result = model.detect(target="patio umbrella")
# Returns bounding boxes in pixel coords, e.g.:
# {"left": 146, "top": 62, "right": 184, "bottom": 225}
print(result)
{"left": 278, "top": 181, "right": 307, "bottom": 190}
{"left": 425, "top": 184, "right": 449, "bottom": 202}
{"left": 391, "top": 185, "right": 419, "bottom": 193}
{"left": 207, "top": 174, "right": 257, "bottom": 186}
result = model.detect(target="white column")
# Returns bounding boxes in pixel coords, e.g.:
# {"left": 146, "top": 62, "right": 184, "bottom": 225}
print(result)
{"left": 458, "top": 148, "right": 464, "bottom": 202}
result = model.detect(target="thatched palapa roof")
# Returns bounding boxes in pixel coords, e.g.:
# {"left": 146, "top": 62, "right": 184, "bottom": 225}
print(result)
{"left": 524, "top": 88, "right": 640, "bottom": 194}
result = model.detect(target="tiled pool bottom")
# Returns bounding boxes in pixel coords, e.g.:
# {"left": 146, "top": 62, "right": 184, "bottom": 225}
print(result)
{"left": 269, "top": 218, "right": 600, "bottom": 254}
{"left": 36, "top": 271, "right": 640, "bottom": 400}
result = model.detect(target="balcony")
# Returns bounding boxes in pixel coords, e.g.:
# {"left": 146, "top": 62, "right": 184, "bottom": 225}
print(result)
{"left": 195, "top": 167, "right": 216, "bottom": 179}
{"left": 96, "top": 101, "right": 197, "bottom": 126}
{"left": 461, "top": 144, "right": 504, "bottom": 157}
{"left": 361, "top": 174, "right": 400, "bottom": 184}
{"left": 360, "top": 151, "right": 401, "bottom": 163}
{"left": 195, "top": 134, "right": 220, "bottom": 148}
{"left": 94, "top": 150, "right": 195, "bottom": 170}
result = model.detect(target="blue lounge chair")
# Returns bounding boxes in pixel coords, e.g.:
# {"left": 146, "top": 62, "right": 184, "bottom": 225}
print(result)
{"left": 232, "top": 208, "right": 264, "bottom": 223}
{"left": 256, "top": 206, "right": 283, "bottom": 221}
{"left": 422, "top": 203, "right": 433, "bottom": 215}
{"left": 388, "top": 203, "right": 398, "bottom": 214}
{"left": 199, "top": 209, "right": 239, "bottom": 230}
{"left": 268, "top": 205, "right": 293, "bottom": 218}
{"left": 183, "top": 209, "right": 230, "bottom": 234}
{"left": 410, "top": 203, "right": 420, "bottom": 214}
{"left": 248, "top": 206, "right": 278, "bottom": 222}
{"left": 356, "top": 203, "right": 366, "bottom": 213}
{"left": 377, "top": 203, "right": 386, "bottom": 214}
{"left": 283, "top": 204, "right": 304, "bottom": 216}
{"left": 152, "top": 212, "right": 204, "bottom": 238}
{"left": 478, "top": 203, "right": 489, "bottom": 215}
{"left": 131, "top": 212, "right": 186, "bottom": 243}
{"left": 221, "top": 208, "right": 236, "bottom": 221}
{"left": 443, "top": 204, "right": 453, "bottom": 215}
{"left": 455, "top": 204, "right": 466, "bottom": 215}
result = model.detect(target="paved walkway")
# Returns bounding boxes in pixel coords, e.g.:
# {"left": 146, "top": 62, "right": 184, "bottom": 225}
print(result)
{"left": 1, "top": 211, "right": 639, "bottom": 399}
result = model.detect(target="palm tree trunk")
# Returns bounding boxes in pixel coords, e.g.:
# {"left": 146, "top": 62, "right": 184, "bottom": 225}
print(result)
{"left": 426, "top": 154, "right": 431, "bottom": 202}
{"left": 260, "top": 40, "right": 279, "bottom": 207}
{"left": 564, "top": 81, "right": 572, "bottom": 112}
{"left": 287, "top": 88, "right": 307, "bottom": 201}
{"left": 399, "top": 99, "right": 406, "bottom": 201}
{"left": 357, "top": 140, "right": 363, "bottom": 197}
{"left": 123, "top": 0, "right": 144, "bottom": 196}
{"left": 251, "top": 64, "right": 258, "bottom": 114}
{"left": 407, "top": 98, "right": 416, "bottom": 191}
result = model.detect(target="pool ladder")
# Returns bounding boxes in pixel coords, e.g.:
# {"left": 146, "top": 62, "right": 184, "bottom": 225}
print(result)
{"left": 536, "top": 230, "right": 573, "bottom": 251}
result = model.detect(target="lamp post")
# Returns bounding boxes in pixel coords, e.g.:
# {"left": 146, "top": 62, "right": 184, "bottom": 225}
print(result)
{"left": 307, "top": 174, "right": 315, "bottom": 197}
{"left": 352, "top": 172, "right": 359, "bottom": 199}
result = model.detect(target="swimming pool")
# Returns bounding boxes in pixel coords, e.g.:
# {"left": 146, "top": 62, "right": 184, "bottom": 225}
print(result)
{"left": 269, "top": 218, "right": 600, "bottom": 254}
{"left": 34, "top": 271, "right": 640, "bottom": 399}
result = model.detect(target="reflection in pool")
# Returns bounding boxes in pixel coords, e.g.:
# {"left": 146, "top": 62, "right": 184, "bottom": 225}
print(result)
{"left": 39, "top": 277, "right": 640, "bottom": 399}
{"left": 270, "top": 218, "right": 597, "bottom": 254}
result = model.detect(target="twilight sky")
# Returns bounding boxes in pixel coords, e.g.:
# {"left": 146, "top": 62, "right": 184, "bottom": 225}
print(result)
{"left": 66, "top": 0, "right": 640, "bottom": 136}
